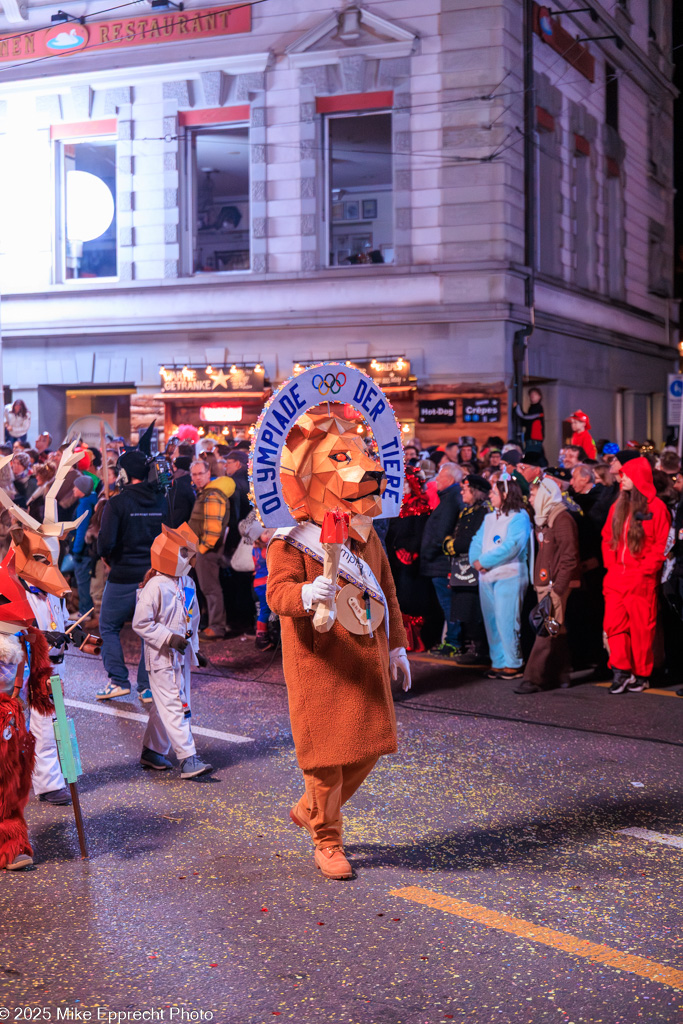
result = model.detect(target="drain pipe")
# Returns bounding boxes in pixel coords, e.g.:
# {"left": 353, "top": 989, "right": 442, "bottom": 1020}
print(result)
{"left": 513, "top": 0, "right": 536, "bottom": 446}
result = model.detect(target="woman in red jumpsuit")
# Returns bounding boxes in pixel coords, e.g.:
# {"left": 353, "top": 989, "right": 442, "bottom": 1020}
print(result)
{"left": 602, "top": 457, "right": 670, "bottom": 694}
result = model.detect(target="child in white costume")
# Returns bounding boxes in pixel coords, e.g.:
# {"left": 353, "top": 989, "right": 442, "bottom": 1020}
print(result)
{"left": 26, "top": 588, "right": 70, "bottom": 803}
{"left": 132, "top": 524, "right": 212, "bottom": 779}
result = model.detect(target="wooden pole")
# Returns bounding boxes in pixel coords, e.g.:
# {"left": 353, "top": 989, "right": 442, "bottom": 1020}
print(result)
{"left": 65, "top": 608, "right": 95, "bottom": 635}
{"left": 69, "top": 782, "right": 88, "bottom": 859}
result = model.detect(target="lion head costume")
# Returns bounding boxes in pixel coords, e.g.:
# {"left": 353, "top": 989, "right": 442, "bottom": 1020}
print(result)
{"left": 280, "top": 408, "right": 386, "bottom": 531}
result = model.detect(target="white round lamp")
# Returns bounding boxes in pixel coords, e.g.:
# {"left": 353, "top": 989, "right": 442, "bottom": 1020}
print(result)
{"left": 66, "top": 170, "right": 115, "bottom": 242}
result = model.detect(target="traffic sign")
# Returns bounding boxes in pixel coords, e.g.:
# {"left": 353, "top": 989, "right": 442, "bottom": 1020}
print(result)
{"left": 667, "top": 374, "right": 683, "bottom": 425}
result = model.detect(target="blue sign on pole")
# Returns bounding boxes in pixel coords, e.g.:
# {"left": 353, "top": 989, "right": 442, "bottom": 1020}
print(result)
{"left": 249, "top": 362, "right": 405, "bottom": 527}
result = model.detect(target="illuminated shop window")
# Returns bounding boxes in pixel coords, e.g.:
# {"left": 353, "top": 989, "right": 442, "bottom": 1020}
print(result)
{"left": 61, "top": 138, "right": 117, "bottom": 280}
{"left": 187, "top": 125, "right": 250, "bottom": 274}
{"left": 326, "top": 113, "right": 393, "bottom": 267}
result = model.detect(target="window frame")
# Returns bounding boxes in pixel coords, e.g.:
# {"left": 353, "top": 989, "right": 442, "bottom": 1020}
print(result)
{"left": 54, "top": 131, "right": 119, "bottom": 285}
{"left": 323, "top": 108, "right": 394, "bottom": 270}
{"left": 573, "top": 146, "right": 597, "bottom": 292}
{"left": 180, "top": 118, "right": 252, "bottom": 278}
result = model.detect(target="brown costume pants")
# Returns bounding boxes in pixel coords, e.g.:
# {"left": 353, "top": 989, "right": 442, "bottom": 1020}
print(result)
{"left": 295, "top": 756, "right": 378, "bottom": 848}
{"left": 525, "top": 586, "right": 571, "bottom": 688}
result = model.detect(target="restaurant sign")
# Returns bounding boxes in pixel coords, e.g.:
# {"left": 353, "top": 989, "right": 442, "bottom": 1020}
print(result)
{"left": 0, "top": 5, "right": 250, "bottom": 64}
{"left": 159, "top": 364, "right": 263, "bottom": 395}
{"left": 418, "top": 399, "right": 455, "bottom": 425}
{"left": 462, "top": 397, "right": 501, "bottom": 423}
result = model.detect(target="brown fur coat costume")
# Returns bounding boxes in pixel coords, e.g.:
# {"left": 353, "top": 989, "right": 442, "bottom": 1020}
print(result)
{"left": 0, "top": 628, "right": 54, "bottom": 868}
{"left": 266, "top": 529, "right": 407, "bottom": 770}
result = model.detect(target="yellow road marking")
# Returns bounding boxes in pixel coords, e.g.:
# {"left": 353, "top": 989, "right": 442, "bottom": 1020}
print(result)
{"left": 391, "top": 886, "right": 683, "bottom": 990}
{"left": 594, "top": 682, "right": 680, "bottom": 697}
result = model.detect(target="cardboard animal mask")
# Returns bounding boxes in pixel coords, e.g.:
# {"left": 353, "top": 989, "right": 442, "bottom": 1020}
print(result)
{"left": 0, "top": 440, "right": 88, "bottom": 599}
{"left": 150, "top": 523, "right": 199, "bottom": 577}
{"left": 0, "top": 548, "right": 36, "bottom": 632}
{"left": 280, "top": 409, "right": 386, "bottom": 529}
{"left": 10, "top": 526, "right": 71, "bottom": 598}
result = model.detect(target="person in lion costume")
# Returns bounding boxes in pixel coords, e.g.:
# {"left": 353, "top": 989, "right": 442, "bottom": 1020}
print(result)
{"left": 266, "top": 406, "right": 410, "bottom": 880}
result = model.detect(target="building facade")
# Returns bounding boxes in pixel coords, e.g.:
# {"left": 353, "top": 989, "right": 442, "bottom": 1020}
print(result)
{"left": 0, "top": 0, "right": 677, "bottom": 456}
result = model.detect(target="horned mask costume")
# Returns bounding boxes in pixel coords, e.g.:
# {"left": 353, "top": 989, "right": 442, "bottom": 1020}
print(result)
{"left": 0, "top": 441, "right": 87, "bottom": 598}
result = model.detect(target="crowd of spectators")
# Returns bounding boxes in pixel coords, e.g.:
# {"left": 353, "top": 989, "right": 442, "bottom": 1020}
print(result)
{"left": 4, "top": 405, "right": 683, "bottom": 700}
{"left": 387, "top": 427, "right": 682, "bottom": 696}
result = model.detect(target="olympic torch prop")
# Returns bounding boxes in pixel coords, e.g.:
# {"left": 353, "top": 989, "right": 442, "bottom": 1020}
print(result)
{"left": 49, "top": 675, "right": 88, "bottom": 859}
{"left": 312, "top": 509, "right": 349, "bottom": 633}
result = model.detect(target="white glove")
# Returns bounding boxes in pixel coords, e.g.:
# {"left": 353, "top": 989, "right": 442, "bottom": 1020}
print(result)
{"left": 302, "top": 575, "right": 341, "bottom": 611}
{"left": 390, "top": 646, "right": 411, "bottom": 692}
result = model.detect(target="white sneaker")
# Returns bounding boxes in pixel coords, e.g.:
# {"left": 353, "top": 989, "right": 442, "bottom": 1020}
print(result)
{"left": 627, "top": 676, "right": 649, "bottom": 693}
{"left": 180, "top": 755, "right": 213, "bottom": 779}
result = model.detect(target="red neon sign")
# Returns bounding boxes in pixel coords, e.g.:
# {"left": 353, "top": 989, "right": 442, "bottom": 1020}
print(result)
{"left": 200, "top": 405, "right": 243, "bottom": 423}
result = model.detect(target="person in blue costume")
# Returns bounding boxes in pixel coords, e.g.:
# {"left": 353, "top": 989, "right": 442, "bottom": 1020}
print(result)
{"left": 469, "top": 473, "right": 532, "bottom": 680}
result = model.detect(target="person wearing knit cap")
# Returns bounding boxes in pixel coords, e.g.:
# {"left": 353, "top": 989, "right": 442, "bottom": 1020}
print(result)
{"left": 71, "top": 475, "right": 99, "bottom": 619}
{"left": 168, "top": 450, "right": 195, "bottom": 529}
{"left": 501, "top": 449, "right": 530, "bottom": 498}
{"left": 602, "top": 457, "right": 671, "bottom": 694}
{"left": 569, "top": 410, "right": 597, "bottom": 461}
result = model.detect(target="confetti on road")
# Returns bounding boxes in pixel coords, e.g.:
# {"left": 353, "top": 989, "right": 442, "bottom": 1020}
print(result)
{"left": 619, "top": 827, "right": 683, "bottom": 850}
{"left": 391, "top": 886, "right": 683, "bottom": 990}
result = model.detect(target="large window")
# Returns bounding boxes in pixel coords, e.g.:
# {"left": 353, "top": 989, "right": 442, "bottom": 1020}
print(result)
{"left": 187, "top": 126, "right": 250, "bottom": 274}
{"left": 326, "top": 113, "right": 393, "bottom": 267}
{"left": 536, "top": 120, "right": 562, "bottom": 277}
{"left": 61, "top": 138, "right": 117, "bottom": 279}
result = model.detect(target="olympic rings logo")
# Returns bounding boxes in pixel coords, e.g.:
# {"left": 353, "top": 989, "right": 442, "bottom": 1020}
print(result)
{"left": 311, "top": 371, "right": 347, "bottom": 396}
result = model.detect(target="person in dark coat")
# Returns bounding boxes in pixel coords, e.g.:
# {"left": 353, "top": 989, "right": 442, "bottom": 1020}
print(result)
{"left": 567, "top": 464, "right": 608, "bottom": 673}
{"left": 420, "top": 462, "right": 463, "bottom": 657}
{"left": 222, "top": 448, "right": 255, "bottom": 636}
{"left": 515, "top": 478, "right": 580, "bottom": 694}
{"left": 443, "top": 474, "right": 492, "bottom": 665}
{"left": 386, "top": 468, "right": 433, "bottom": 651}
{"left": 96, "top": 449, "right": 168, "bottom": 700}
{"left": 662, "top": 471, "right": 683, "bottom": 694}
{"left": 168, "top": 453, "right": 196, "bottom": 527}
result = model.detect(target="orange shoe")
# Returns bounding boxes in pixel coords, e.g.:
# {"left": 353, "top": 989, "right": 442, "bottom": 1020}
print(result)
{"left": 289, "top": 801, "right": 315, "bottom": 839}
{"left": 314, "top": 844, "right": 353, "bottom": 880}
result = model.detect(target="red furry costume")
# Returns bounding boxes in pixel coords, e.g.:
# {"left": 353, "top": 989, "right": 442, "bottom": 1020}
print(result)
{"left": 0, "top": 627, "right": 54, "bottom": 869}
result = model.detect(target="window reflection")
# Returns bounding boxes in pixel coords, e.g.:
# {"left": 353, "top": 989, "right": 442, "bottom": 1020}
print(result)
{"left": 328, "top": 113, "right": 393, "bottom": 267}
{"left": 63, "top": 139, "right": 117, "bottom": 279}
{"left": 191, "top": 126, "right": 250, "bottom": 273}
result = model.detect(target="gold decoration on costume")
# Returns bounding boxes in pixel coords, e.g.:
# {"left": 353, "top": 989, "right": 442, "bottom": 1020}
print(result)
{"left": 336, "top": 584, "right": 385, "bottom": 635}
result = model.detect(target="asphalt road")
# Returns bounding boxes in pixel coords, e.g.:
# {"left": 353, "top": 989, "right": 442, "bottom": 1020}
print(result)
{"left": 2, "top": 631, "right": 683, "bottom": 1024}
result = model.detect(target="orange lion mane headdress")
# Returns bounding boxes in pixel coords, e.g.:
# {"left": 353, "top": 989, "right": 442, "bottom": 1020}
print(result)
{"left": 280, "top": 408, "right": 386, "bottom": 527}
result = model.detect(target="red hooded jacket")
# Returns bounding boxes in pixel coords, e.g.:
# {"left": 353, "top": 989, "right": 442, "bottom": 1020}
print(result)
{"left": 601, "top": 457, "right": 670, "bottom": 579}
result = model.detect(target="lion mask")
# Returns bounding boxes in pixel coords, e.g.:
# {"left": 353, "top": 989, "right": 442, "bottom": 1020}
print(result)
{"left": 280, "top": 410, "right": 386, "bottom": 535}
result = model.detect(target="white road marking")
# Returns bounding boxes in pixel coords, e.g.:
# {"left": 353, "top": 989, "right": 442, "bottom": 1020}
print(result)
{"left": 64, "top": 698, "right": 254, "bottom": 744}
{"left": 619, "top": 827, "right": 683, "bottom": 850}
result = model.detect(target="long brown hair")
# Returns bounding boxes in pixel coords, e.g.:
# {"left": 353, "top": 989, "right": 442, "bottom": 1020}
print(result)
{"left": 493, "top": 479, "right": 525, "bottom": 515}
{"left": 611, "top": 486, "right": 648, "bottom": 556}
